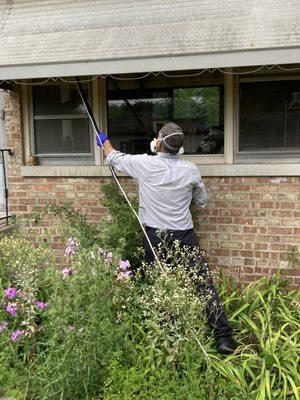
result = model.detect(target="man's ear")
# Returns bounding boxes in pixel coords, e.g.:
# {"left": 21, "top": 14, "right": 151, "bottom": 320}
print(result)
{"left": 156, "top": 139, "right": 164, "bottom": 152}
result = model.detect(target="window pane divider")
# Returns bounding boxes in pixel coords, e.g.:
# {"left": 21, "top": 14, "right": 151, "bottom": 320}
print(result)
{"left": 36, "top": 153, "right": 93, "bottom": 157}
{"left": 236, "top": 149, "right": 300, "bottom": 155}
{"left": 33, "top": 114, "right": 88, "bottom": 120}
{"left": 224, "top": 68, "right": 234, "bottom": 164}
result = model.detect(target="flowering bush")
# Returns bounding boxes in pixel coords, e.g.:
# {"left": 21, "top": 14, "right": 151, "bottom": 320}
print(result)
{"left": 24, "top": 240, "right": 132, "bottom": 400}
{"left": 0, "top": 198, "right": 299, "bottom": 400}
{"left": 0, "top": 236, "right": 55, "bottom": 348}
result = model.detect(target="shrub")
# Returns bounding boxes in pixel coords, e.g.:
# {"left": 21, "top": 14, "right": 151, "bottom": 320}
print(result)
{"left": 102, "top": 356, "right": 243, "bottom": 400}
{"left": 34, "top": 202, "right": 101, "bottom": 249}
{"left": 213, "top": 270, "right": 300, "bottom": 400}
{"left": 25, "top": 243, "right": 128, "bottom": 400}
{"left": 0, "top": 235, "right": 56, "bottom": 398}
{"left": 0, "top": 191, "right": 299, "bottom": 400}
{"left": 100, "top": 184, "right": 142, "bottom": 268}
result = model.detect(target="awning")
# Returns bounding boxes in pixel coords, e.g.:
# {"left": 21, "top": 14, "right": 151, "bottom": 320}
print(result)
{"left": 1, "top": 0, "right": 300, "bottom": 80}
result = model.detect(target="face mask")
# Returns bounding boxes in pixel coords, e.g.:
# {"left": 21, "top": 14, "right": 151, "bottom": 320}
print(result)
{"left": 150, "top": 133, "right": 184, "bottom": 155}
{"left": 150, "top": 138, "right": 158, "bottom": 154}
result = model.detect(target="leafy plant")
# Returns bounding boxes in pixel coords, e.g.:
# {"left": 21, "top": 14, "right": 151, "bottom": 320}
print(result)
{"left": 100, "top": 184, "right": 142, "bottom": 268}
{"left": 213, "top": 269, "right": 300, "bottom": 400}
{"left": 0, "top": 195, "right": 299, "bottom": 400}
{"left": 34, "top": 202, "right": 101, "bottom": 248}
{"left": 25, "top": 244, "right": 127, "bottom": 400}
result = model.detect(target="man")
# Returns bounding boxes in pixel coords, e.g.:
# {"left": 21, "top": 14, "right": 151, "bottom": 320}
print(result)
{"left": 96, "top": 122, "right": 237, "bottom": 354}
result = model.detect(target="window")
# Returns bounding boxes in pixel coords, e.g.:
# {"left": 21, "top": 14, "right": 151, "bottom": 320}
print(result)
{"left": 107, "top": 80, "right": 224, "bottom": 155}
{"left": 238, "top": 79, "right": 300, "bottom": 155}
{"left": 31, "top": 83, "right": 93, "bottom": 164}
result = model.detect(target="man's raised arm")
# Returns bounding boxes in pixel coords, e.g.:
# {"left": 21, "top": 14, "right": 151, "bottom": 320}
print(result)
{"left": 96, "top": 132, "right": 143, "bottom": 179}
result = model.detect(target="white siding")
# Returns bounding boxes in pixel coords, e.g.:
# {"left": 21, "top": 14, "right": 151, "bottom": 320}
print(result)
{"left": 0, "top": 0, "right": 299, "bottom": 79}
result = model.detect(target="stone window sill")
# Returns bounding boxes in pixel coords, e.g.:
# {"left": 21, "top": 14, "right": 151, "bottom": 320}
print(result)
{"left": 21, "top": 163, "right": 300, "bottom": 177}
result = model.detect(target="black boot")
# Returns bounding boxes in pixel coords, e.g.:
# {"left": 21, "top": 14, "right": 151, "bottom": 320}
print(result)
{"left": 216, "top": 336, "right": 238, "bottom": 354}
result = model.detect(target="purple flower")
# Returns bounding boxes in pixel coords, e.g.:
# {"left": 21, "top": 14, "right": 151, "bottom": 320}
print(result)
{"left": 106, "top": 252, "right": 113, "bottom": 263}
{"left": 6, "top": 304, "right": 17, "bottom": 317}
{"left": 62, "top": 268, "right": 73, "bottom": 278}
{"left": 0, "top": 322, "right": 8, "bottom": 332}
{"left": 118, "top": 260, "right": 131, "bottom": 271}
{"left": 97, "top": 247, "right": 106, "bottom": 256}
{"left": 4, "top": 287, "right": 19, "bottom": 299}
{"left": 64, "top": 245, "right": 75, "bottom": 257}
{"left": 11, "top": 330, "right": 25, "bottom": 341}
{"left": 35, "top": 301, "right": 48, "bottom": 310}
{"left": 64, "top": 238, "right": 79, "bottom": 257}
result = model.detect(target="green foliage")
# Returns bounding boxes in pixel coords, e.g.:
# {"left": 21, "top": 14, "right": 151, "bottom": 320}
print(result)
{"left": 34, "top": 202, "right": 101, "bottom": 248}
{"left": 25, "top": 246, "right": 125, "bottom": 400}
{"left": 0, "top": 235, "right": 57, "bottom": 398}
{"left": 0, "top": 203, "right": 299, "bottom": 400}
{"left": 173, "top": 87, "right": 221, "bottom": 126}
{"left": 287, "top": 245, "right": 300, "bottom": 268}
{"left": 100, "top": 184, "right": 142, "bottom": 268}
{"left": 102, "top": 356, "right": 243, "bottom": 400}
{"left": 0, "top": 234, "right": 55, "bottom": 294}
{"left": 114, "top": 242, "right": 210, "bottom": 368}
{"left": 214, "top": 270, "right": 300, "bottom": 400}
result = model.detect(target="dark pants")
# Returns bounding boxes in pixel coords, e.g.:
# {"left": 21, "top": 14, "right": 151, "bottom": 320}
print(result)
{"left": 142, "top": 227, "right": 233, "bottom": 339}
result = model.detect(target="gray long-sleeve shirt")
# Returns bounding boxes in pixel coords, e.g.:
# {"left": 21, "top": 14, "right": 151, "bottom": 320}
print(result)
{"left": 106, "top": 151, "right": 206, "bottom": 230}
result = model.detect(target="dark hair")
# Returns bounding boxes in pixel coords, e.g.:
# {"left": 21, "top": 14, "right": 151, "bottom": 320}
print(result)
{"left": 159, "top": 122, "right": 184, "bottom": 155}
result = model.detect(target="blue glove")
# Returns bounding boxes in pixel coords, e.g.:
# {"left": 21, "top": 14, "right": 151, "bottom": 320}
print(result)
{"left": 96, "top": 132, "right": 108, "bottom": 146}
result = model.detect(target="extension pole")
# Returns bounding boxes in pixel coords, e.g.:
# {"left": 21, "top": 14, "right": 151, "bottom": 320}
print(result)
{"left": 74, "top": 77, "right": 161, "bottom": 268}
{"left": 107, "top": 77, "right": 154, "bottom": 139}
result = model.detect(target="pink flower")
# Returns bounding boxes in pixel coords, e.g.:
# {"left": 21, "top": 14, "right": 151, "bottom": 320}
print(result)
{"left": 64, "top": 238, "right": 79, "bottom": 257}
{"left": 97, "top": 247, "right": 106, "bottom": 256}
{"left": 0, "top": 322, "right": 8, "bottom": 332}
{"left": 106, "top": 252, "right": 113, "bottom": 263}
{"left": 6, "top": 304, "right": 17, "bottom": 317}
{"left": 4, "top": 287, "right": 19, "bottom": 299}
{"left": 118, "top": 260, "right": 131, "bottom": 270}
{"left": 64, "top": 245, "right": 75, "bottom": 257}
{"left": 62, "top": 268, "right": 73, "bottom": 279}
{"left": 11, "top": 330, "right": 25, "bottom": 341}
{"left": 35, "top": 301, "right": 48, "bottom": 310}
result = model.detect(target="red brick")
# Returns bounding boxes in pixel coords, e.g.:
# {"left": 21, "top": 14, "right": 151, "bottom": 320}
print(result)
{"left": 268, "top": 227, "right": 292, "bottom": 234}
{"left": 4, "top": 89, "right": 300, "bottom": 287}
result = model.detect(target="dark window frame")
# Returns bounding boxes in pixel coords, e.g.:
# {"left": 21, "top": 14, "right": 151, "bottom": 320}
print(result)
{"left": 106, "top": 83, "right": 225, "bottom": 155}
{"left": 236, "top": 76, "right": 300, "bottom": 161}
{"left": 30, "top": 82, "right": 94, "bottom": 164}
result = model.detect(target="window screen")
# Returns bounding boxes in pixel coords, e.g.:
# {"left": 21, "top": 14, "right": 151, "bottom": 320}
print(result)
{"left": 32, "top": 84, "right": 92, "bottom": 156}
{"left": 239, "top": 80, "right": 300, "bottom": 152}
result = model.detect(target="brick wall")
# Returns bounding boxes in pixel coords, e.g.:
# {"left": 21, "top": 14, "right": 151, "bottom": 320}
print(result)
{"left": 4, "top": 89, "right": 300, "bottom": 287}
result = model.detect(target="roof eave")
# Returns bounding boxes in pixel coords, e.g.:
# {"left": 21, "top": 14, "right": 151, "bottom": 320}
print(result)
{"left": 1, "top": 47, "right": 300, "bottom": 81}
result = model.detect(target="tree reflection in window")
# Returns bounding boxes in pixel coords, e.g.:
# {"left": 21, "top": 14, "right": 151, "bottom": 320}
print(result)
{"left": 107, "top": 84, "right": 224, "bottom": 155}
